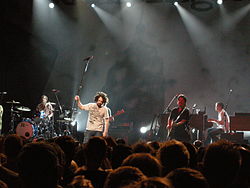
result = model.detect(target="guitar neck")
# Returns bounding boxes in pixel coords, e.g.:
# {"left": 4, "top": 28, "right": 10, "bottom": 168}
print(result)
{"left": 109, "top": 109, "right": 125, "bottom": 121}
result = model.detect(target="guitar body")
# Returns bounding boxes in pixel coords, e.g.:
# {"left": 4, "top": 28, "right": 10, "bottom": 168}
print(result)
{"left": 167, "top": 122, "right": 191, "bottom": 142}
{"left": 166, "top": 121, "right": 177, "bottom": 140}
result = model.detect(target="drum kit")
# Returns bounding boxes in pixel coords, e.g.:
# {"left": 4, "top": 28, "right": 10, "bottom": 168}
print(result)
{"left": 6, "top": 100, "right": 34, "bottom": 139}
{"left": 6, "top": 99, "right": 76, "bottom": 140}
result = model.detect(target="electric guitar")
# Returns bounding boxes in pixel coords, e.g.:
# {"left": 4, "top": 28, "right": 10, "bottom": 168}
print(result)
{"left": 109, "top": 109, "right": 125, "bottom": 122}
{"left": 167, "top": 121, "right": 178, "bottom": 139}
{"left": 166, "top": 107, "right": 187, "bottom": 139}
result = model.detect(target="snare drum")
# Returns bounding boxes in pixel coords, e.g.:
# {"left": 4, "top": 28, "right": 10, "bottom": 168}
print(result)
{"left": 16, "top": 120, "right": 34, "bottom": 139}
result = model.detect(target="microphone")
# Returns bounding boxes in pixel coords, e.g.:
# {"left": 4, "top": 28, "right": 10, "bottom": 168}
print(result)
{"left": 192, "top": 104, "right": 197, "bottom": 109}
{"left": 229, "top": 89, "right": 233, "bottom": 93}
{"left": 52, "top": 89, "right": 60, "bottom": 93}
{"left": 0, "top": 92, "right": 7, "bottom": 95}
{"left": 83, "top": 56, "right": 94, "bottom": 61}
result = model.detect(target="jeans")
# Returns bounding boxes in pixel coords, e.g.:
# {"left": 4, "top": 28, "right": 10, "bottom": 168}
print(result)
{"left": 84, "top": 130, "right": 103, "bottom": 143}
{"left": 204, "top": 127, "right": 224, "bottom": 146}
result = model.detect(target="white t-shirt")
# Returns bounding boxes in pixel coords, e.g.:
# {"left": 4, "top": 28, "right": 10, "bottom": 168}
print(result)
{"left": 83, "top": 103, "right": 110, "bottom": 132}
{"left": 216, "top": 109, "right": 230, "bottom": 132}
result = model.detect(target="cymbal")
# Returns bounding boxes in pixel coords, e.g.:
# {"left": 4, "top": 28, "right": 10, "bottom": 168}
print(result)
{"left": 16, "top": 106, "right": 31, "bottom": 112}
{"left": 52, "top": 89, "right": 60, "bottom": 93}
{"left": 6, "top": 100, "right": 20, "bottom": 104}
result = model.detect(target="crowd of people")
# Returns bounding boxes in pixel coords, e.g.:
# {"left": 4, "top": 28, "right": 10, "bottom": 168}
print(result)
{"left": 0, "top": 133, "right": 250, "bottom": 188}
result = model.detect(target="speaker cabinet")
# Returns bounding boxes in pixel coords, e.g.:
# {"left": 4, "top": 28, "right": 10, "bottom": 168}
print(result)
{"left": 220, "top": 132, "right": 244, "bottom": 144}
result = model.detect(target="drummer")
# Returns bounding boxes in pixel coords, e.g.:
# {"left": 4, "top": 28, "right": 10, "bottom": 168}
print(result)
{"left": 36, "top": 95, "right": 54, "bottom": 120}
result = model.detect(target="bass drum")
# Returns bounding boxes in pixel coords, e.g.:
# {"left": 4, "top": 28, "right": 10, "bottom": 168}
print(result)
{"left": 16, "top": 121, "right": 34, "bottom": 139}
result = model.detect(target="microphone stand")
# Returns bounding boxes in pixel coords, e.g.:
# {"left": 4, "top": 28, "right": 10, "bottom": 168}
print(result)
{"left": 151, "top": 94, "right": 177, "bottom": 141}
{"left": 71, "top": 57, "right": 93, "bottom": 120}
{"left": 52, "top": 91, "right": 63, "bottom": 136}
{"left": 163, "top": 95, "right": 177, "bottom": 114}
{"left": 53, "top": 91, "right": 63, "bottom": 117}
{"left": 9, "top": 102, "right": 15, "bottom": 134}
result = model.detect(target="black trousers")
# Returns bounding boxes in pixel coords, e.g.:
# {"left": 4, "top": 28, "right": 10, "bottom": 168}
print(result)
{"left": 169, "top": 125, "right": 191, "bottom": 143}
{"left": 84, "top": 130, "right": 102, "bottom": 143}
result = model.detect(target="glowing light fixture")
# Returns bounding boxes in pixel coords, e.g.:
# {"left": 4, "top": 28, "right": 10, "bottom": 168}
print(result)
{"left": 217, "top": 0, "right": 223, "bottom": 4}
{"left": 126, "top": 2, "right": 132, "bottom": 7}
{"left": 49, "top": 2, "right": 55, "bottom": 8}
{"left": 140, "top": 127, "right": 147, "bottom": 134}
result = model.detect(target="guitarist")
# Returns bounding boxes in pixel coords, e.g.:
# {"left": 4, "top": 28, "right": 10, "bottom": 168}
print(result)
{"left": 167, "top": 94, "right": 191, "bottom": 143}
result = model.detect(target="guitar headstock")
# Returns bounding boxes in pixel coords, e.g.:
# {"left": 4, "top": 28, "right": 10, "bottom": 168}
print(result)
{"left": 111, "top": 109, "right": 125, "bottom": 119}
{"left": 116, "top": 109, "right": 125, "bottom": 116}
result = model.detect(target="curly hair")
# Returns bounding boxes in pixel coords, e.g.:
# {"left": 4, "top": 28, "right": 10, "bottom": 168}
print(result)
{"left": 94, "top": 92, "right": 109, "bottom": 105}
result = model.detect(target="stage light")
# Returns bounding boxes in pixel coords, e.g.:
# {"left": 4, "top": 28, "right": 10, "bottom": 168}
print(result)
{"left": 49, "top": 2, "right": 55, "bottom": 8}
{"left": 126, "top": 2, "right": 132, "bottom": 7}
{"left": 217, "top": 0, "right": 223, "bottom": 4}
{"left": 140, "top": 127, "right": 147, "bottom": 134}
{"left": 91, "top": 3, "right": 95, "bottom": 8}
{"left": 174, "top": 1, "right": 179, "bottom": 6}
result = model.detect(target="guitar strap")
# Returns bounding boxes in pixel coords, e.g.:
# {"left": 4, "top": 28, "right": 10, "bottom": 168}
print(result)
{"left": 175, "top": 107, "right": 191, "bottom": 135}
{"left": 167, "top": 107, "right": 187, "bottom": 140}
{"left": 173, "top": 107, "right": 186, "bottom": 123}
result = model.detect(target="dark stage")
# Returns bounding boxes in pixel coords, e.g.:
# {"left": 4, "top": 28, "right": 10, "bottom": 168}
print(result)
{"left": 0, "top": 0, "right": 250, "bottom": 144}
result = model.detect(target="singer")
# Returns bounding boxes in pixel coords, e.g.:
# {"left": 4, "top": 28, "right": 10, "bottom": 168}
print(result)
{"left": 204, "top": 102, "right": 230, "bottom": 145}
{"left": 167, "top": 94, "right": 191, "bottom": 143}
{"left": 75, "top": 92, "right": 110, "bottom": 143}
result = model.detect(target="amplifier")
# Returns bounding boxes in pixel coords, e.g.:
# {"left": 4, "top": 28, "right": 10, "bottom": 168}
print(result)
{"left": 109, "top": 127, "right": 129, "bottom": 143}
{"left": 220, "top": 132, "right": 244, "bottom": 144}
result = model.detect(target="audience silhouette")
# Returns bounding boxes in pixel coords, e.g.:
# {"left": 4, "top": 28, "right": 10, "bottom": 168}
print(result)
{"left": 0, "top": 134, "right": 249, "bottom": 188}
